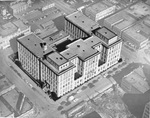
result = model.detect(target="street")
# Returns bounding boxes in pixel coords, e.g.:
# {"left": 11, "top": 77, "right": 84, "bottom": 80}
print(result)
{"left": 0, "top": 48, "right": 63, "bottom": 118}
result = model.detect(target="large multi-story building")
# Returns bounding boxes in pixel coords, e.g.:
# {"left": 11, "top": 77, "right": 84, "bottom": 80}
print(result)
{"left": 10, "top": 2, "right": 29, "bottom": 14}
{"left": 0, "top": 20, "right": 31, "bottom": 49}
{"left": 65, "top": 11, "right": 100, "bottom": 39}
{"left": 142, "top": 102, "right": 150, "bottom": 118}
{"left": 85, "top": 1, "right": 116, "bottom": 22}
{"left": 93, "top": 27, "right": 122, "bottom": 72}
{"left": 17, "top": 26, "right": 122, "bottom": 97}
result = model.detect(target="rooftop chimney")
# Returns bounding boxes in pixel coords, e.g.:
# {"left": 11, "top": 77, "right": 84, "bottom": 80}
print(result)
{"left": 40, "top": 42, "right": 47, "bottom": 51}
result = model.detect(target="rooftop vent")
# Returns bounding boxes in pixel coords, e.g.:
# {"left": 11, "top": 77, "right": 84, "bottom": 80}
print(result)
{"left": 40, "top": 42, "right": 47, "bottom": 51}
{"left": 77, "top": 45, "right": 80, "bottom": 48}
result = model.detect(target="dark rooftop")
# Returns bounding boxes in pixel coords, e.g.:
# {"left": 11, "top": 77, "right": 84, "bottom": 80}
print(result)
{"left": 96, "top": 27, "right": 116, "bottom": 40}
{"left": 17, "top": 33, "right": 53, "bottom": 58}
{"left": 82, "top": 111, "right": 102, "bottom": 118}
{"left": 47, "top": 52, "right": 68, "bottom": 66}
{"left": 122, "top": 90, "right": 150, "bottom": 118}
{"left": 66, "top": 11, "right": 99, "bottom": 33}
{"left": 61, "top": 39, "right": 100, "bottom": 61}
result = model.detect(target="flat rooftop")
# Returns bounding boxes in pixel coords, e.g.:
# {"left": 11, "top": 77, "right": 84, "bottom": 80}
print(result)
{"left": 104, "top": 10, "right": 125, "bottom": 27}
{"left": 113, "top": 18, "right": 135, "bottom": 33}
{"left": 82, "top": 111, "right": 102, "bottom": 118}
{"left": 13, "top": 20, "right": 29, "bottom": 31}
{"left": 124, "top": 69, "right": 150, "bottom": 93}
{"left": 18, "top": 33, "right": 53, "bottom": 58}
{"left": 0, "top": 22, "right": 18, "bottom": 38}
{"left": 86, "top": 1, "right": 114, "bottom": 14}
{"left": 47, "top": 51, "right": 68, "bottom": 66}
{"left": 0, "top": 76, "right": 13, "bottom": 93}
{"left": 43, "top": 31, "right": 69, "bottom": 46}
{"left": 61, "top": 39, "right": 100, "bottom": 61}
{"left": 123, "top": 23, "right": 149, "bottom": 44}
{"left": 66, "top": 11, "right": 99, "bottom": 33}
{"left": 96, "top": 27, "right": 116, "bottom": 40}
{"left": 23, "top": 10, "right": 43, "bottom": 21}
{"left": 10, "top": 2, "right": 27, "bottom": 10}
{"left": 84, "top": 35, "right": 102, "bottom": 47}
{"left": 37, "top": 26, "right": 58, "bottom": 39}
{"left": 0, "top": 99, "right": 12, "bottom": 117}
{"left": 126, "top": 2, "right": 150, "bottom": 19}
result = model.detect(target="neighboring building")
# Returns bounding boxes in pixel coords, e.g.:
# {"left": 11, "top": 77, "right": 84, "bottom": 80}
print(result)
{"left": 10, "top": 2, "right": 29, "bottom": 14}
{"left": 17, "top": 26, "right": 122, "bottom": 97}
{"left": 0, "top": 20, "right": 31, "bottom": 49}
{"left": 104, "top": 2, "right": 150, "bottom": 50}
{"left": 103, "top": 10, "right": 136, "bottom": 37}
{"left": 0, "top": 5, "right": 8, "bottom": 16}
{"left": 104, "top": 2, "right": 150, "bottom": 32}
{"left": 82, "top": 111, "right": 102, "bottom": 118}
{"left": 85, "top": 1, "right": 116, "bottom": 22}
{"left": 122, "top": 90, "right": 150, "bottom": 118}
{"left": 121, "top": 67, "right": 150, "bottom": 94}
{"left": 65, "top": 11, "right": 100, "bottom": 39}
{"left": 21, "top": 8, "right": 61, "bottom": 38}
{"left": 0, "top": 74, "right": 34, "bottom": 118}
{"left": 41, "top": 0, "right": 55, "bottom": 11}
{"left": 122, "top": 17, "right": 150, "bottom": 50}
{"left": 34, "top": 20, "right": 58, "bottom": 39}
{"left": 142, "top": 102, "right": 150, "bottom": 118}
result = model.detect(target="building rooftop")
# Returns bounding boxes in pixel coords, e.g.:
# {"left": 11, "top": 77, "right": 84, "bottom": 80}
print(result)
{"left": 0, "top": 76, "right": 13, "bottom": 93}
{"left": 123, "top": 23, "right": 149, "bottom": 45}
{"left": 0, "top": 99, "right": 12, "bottom": 117}
{"left": 60, "top": 48, "right": 77, "bottom": 60}
{"left": 23, "top": 10, "right": 43, "bottom": 21}
{"left": 124, "top": 68, "right": 149, "bottom": 93}
{"left": 47, "top": 52, "right": 68, "bottom": 66}
{"left": 66, "top": 11, "right": 99, "bottom": 33}
{"left": 13, "top": 19, "right": 29, "bottom": 31}
{"left": 43, "top": 58, "right": 75, "bottom": 75}
{"left": 61, "top": 39, "right": 100, "bottom": 61}
{"left": 122, "top": 90, "right": 150, "bottom": 118}
{"left": 50, "top": 31, "right": 69, "bottom": 42}
{"left": 10, "top": 2, "right": 27, "bottom": 10}
{"left": 84, "top": 35, "right": 102, "bottom": 47}
{"left": 126, "top": 2, "right": 150, "bottom": 19}
{"left": 143, "top": 16, "right": 150, "bottom": 27}
{"left": 96, "top": 27, "right": 116, "bottom": 40}
{"left": 86, "top": 1, "right": 114, "bottom": 14}
{"left": 38, "top": 27, "right": 58, "bottom": 39}
{"left": 43, "top": 31, "right": 70, "bottom": 46}
{"left": 18, "top": 33, "right": 53, "bottom": 58}
{"left": 0, "top": 22, "right": 18, "bottom": 38}
{"left": 104, "top": 11, "right": 125, "bottom": 28}
{"left": 82, "top": 111, "right": 102, "bottom": 118}
{"left": 113, "top": 18, "right": 135, "bottom": 34}
{"left": 0, "top": 75, "right": 33, "bottom": 117}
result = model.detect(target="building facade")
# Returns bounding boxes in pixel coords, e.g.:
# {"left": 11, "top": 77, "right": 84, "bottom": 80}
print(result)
{"left": 142, "top": 102, "right": 150, "bottom": 118}
{"left": 85, "top": 1, "right": 116, "bottom": 22}
{"left": 93, "top": 27, "right": 122, "bottom": 72}
{"left": 41, "top": 2, "right": 55, "bottom": 11}
{"left": 10, "top": 2, "right": 29, "bottom": 14}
